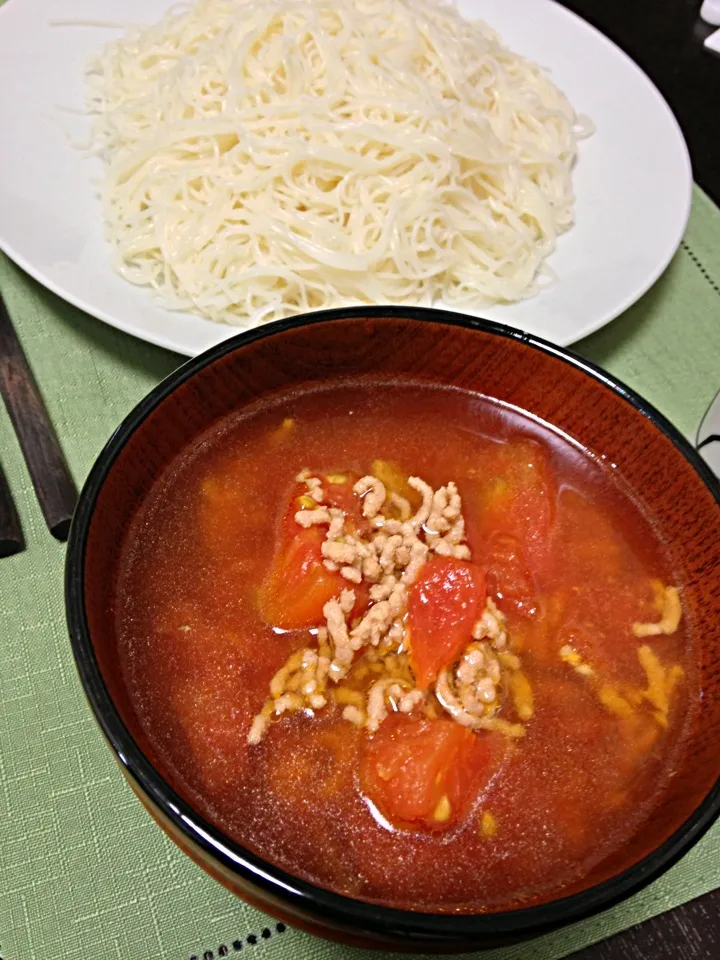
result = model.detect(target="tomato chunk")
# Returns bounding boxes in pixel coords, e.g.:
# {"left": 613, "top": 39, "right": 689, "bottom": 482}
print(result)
{"left": 258, "top": 482, "right": 341, "bottom": 629}
{"left": 475, "top": 439, "right": 556, "bottom": 579}
{"left": 360, "top": 714, "right": 498, "bottom": 831}
{"left": 259, "top": 525, "right": 342, "bottom": 629}
{"left": 408, "top": 556, "right": 486, "bottom": 689}
{"left": 258, "top": 476, "right": 368, "bottom": 629}
{"left": 484, "top": 532, "right": 537, "bottom": 617}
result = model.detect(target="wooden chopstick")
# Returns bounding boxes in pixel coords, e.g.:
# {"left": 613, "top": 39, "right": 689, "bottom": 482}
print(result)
{"left": 0, "top": 293, "right": 78, "bottom": 542}
{"left": 0, "top": 459, "right": 23, "bottom": 556}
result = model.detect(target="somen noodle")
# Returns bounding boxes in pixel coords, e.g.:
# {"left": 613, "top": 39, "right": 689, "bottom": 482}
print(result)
{"left": 86, "top": 0, "right": 592, "bottom": 326}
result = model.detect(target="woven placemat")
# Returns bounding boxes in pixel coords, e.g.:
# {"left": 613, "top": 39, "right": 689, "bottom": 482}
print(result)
{"left": 1, "top": 186, "right": 719, "bottom": 960}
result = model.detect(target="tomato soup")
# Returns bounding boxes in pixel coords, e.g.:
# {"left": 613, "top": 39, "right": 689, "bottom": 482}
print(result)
{"left": 115, "top": 382, "right": 693, "bottom": 912}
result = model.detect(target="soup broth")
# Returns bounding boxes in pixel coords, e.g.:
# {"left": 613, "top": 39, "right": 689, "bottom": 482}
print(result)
{"left": 116, "top": 382, "right": 692, "bottom": 912}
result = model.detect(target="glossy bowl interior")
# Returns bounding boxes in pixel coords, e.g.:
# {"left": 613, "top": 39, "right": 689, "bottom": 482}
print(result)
{"left": 66, "top": 307, "right": 720, "bottom": 952}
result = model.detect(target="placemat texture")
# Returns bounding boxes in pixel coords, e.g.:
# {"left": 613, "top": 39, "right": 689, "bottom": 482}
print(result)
{"left": 1, "top": 185, "right": 719, "bottom": 960}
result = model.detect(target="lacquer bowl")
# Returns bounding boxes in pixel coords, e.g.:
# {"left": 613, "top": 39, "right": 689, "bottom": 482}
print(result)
{"left": 65, "top": 307, "right": 720, "bottom": 952}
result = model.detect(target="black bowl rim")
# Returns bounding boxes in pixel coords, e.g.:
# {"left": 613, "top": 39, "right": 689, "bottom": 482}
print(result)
{"left": 65, "top": 305, "right": 720, "bottom": 944}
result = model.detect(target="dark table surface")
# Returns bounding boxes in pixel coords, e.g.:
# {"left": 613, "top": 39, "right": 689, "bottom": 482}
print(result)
{"left": 559, "top": 2, "right": 720, "bottom": 958}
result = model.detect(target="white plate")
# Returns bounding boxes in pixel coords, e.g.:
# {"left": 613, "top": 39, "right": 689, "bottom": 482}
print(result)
{"left": 0, "top": 0, "right": 692, "bottom": 356}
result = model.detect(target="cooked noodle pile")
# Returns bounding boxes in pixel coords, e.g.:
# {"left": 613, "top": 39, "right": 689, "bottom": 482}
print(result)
{"left": 86, "top": 0, "right": 592, "bottom": 326}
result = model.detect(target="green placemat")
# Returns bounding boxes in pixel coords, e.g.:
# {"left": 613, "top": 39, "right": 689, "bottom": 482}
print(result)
{"left": 1, "top": 185, "right": 719, "bottom": 960}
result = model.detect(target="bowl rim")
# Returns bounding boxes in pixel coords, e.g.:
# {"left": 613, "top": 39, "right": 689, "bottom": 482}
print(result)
{"left": 65, "top": 305, "right": 720, "bottom": 942}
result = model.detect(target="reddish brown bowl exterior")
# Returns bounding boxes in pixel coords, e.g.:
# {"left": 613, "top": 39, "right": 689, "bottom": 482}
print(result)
{"left": 66, "top": 307, "right": 720, "bottom": 952}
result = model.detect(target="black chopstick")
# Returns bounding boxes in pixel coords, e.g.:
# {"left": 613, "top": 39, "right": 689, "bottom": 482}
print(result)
{"left": 0, "top": 293, "right": 78, "bottom": 542}
{"left": 0, "top": 459, "right": 23, "bottom": 556}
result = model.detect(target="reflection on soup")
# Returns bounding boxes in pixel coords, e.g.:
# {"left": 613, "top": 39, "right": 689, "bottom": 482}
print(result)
{"left": 116, "top": 383, "right": 693, "bottom": 912}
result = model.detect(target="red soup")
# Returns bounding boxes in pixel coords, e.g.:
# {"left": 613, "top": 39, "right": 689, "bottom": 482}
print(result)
{"left": 115, "top": 382, "right": 693, "bottom": 912}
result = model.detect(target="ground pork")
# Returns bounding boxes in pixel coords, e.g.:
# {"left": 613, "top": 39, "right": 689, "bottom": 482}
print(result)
{"left": 434, "top": 599, "right": 526, "bottom": 738}
{"left": 354, "top": 475, "right": 386, "bottom": 518}
{"left": 296, "top": 468, "right": 324, "bottom": 503}
{"left": 365, "top": 679, "right": 425, "bottom": 733}
{"left": 632, "top": 586, "right": 681, "bottom": 638}
{"left": 247, "top": 647, "right": 330, "bottom": 745}
{"left": 473, "top": 597, "right": 508, "bottom": 649}
{"left": 250, "top": 469, "right": 516, "bottom": 743}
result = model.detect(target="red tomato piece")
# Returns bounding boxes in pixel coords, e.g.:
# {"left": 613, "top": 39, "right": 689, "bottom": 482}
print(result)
{"left": 484, "top": 532, "right": 538, "bottom": 616}
{"left": 408, "top": 556, "right": 486, "bottom": 689}
{"left": 258, "top": 482, "right": 341, "bottom": 629}
{"left": 325, "top": 474, "right": 361, "bottom": 519}
{"left": 476, "top": 439, "right": 557, "bottom": 579}
{"left": 258, "top": 477, "right": 370, "bottom": 630}
{"left": 360, "top": 714, "right": 498, "bottom": 831}
{"left": 259, "top": 524, "right": 341, "bottom": 629}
